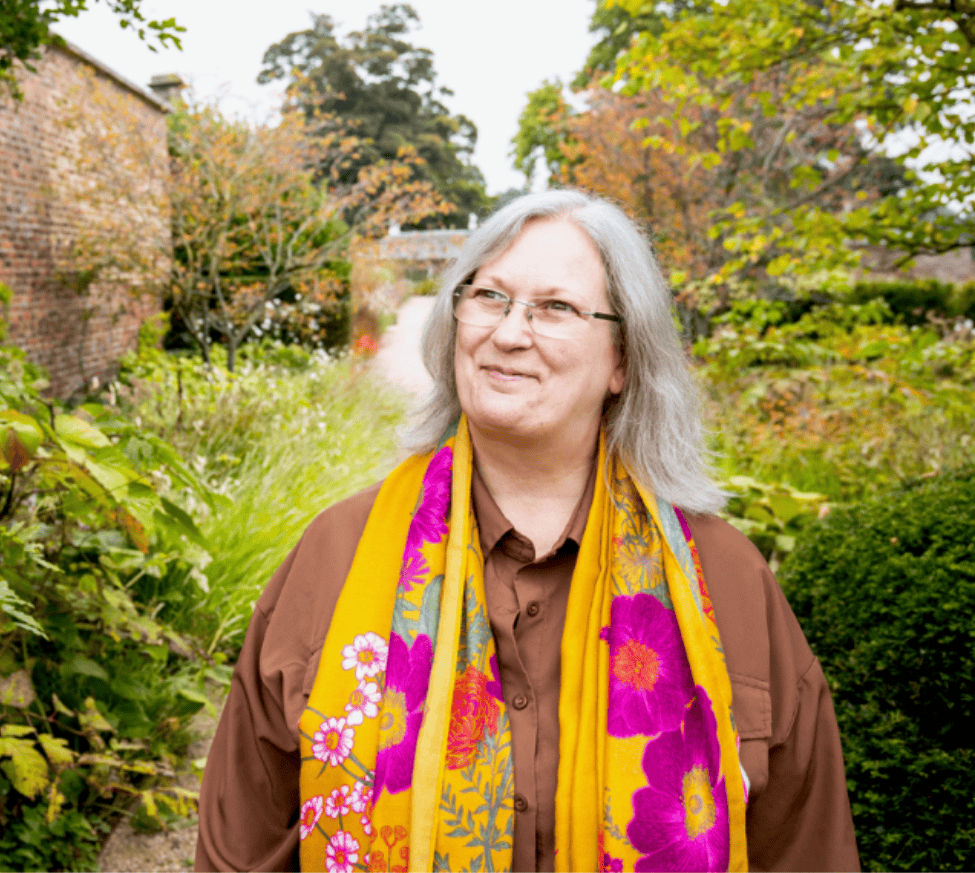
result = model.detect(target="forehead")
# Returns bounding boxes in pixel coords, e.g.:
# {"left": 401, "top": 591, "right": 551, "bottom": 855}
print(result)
{"left": 473, "top": 218, "right": 607, "bottom": 299}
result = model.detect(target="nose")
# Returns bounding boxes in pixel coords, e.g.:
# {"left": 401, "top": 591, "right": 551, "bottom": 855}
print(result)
{"left": 491, "top": 298, "right": 534, "bottom": 345}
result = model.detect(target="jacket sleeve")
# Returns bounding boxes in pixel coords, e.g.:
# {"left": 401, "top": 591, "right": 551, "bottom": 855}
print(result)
{"left": 745, "top": 641, "right": 861, "bottom": 871}
{"left": 194, "top": 551, "right": 303, "bottom": 872}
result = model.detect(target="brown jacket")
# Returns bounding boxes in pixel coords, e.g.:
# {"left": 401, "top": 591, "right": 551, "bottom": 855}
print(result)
{"left": 196, "top": 479, "right": 859, "bottom": 872}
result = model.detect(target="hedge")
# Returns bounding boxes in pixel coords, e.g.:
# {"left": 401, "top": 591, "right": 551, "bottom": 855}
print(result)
{"left": 779, "top": 467, "right": 975, "bottom": 871}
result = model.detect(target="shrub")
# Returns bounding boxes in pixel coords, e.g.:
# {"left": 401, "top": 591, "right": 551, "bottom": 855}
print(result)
{"left": 1, "top": 289, "right": 222, "bottom": 870}
{"left": 779, "top": 467, "right": 975, "bottom": 871}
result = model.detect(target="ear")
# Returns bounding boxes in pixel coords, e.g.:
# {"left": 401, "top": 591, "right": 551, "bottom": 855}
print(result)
{"left": 608, "top": 356, "right": 626, "bottom": 395}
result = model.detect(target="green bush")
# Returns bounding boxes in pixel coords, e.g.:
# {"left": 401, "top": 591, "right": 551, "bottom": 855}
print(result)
{"left": 779, "top": 467, "right": 975, "bottom": 871}
{"left": 1, "top": 288, "right": 223, "bottom": 870}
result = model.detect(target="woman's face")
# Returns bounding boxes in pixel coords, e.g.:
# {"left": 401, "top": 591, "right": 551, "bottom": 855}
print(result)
{"left": 454, "top": 217, "right": 625, "bottom": 453}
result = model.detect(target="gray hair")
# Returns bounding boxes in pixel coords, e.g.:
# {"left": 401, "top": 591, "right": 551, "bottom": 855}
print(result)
{"left": 403, "top": 189, "right": 726, "bottom": 515}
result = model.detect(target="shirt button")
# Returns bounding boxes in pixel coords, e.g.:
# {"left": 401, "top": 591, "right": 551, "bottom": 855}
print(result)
{"left": 513, "top": 794, "right": 528, "bottom": 812}
{"left": 512, "top": 693, "right": 529, "bottom": 710}
{"left": 526, "top": 601, "right": 540, "bottom": 617}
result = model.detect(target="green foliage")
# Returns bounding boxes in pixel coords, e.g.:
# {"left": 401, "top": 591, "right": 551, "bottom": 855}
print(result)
{"left": 114, "top": 339, "right": 407, "bottom": 652}
{"left": 1, "top": 306, "right": 218, "bottom": 869}
{"left": 699, "top": 297, "right": 975, "bottom": 560}
{"left": 720, "top": 475, "right": 826, "bottom": 571}
{"left": 611, "top": 0, "right": 975, "bottom": 272}
{"left": 511, "top": 79, "right": 573, "bottom": 186}
{"left": 0, "top": 0, "right": 183, "bottom": 100}
{"left": 258, "top": 4, "right": 490, "bottom": 228}
{"left": 848, "top": 279, "right": 975, "bottom": 326}
{"left": 779, "top": 467, "right": 975, "bottom": 871}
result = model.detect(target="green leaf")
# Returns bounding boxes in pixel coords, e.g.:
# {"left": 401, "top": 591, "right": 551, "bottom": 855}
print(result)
{"left": 61, "top": 655, "right": 111, "bottom": 683}
{"left": 78, "top": 697, "right": 115, "bottom": 736}
{"left": 54, "top": 413, "right": 111, "bottom": 449}
{"left": 158, "top": 497, "right": 205, "bottom": 546}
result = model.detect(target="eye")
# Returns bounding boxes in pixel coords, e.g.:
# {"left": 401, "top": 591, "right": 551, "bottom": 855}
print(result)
{"left": 539, "top": 298, "right": 582, "bottom": 316}
{"left": 472, "top": 286, "right": 507, "bottom": 302}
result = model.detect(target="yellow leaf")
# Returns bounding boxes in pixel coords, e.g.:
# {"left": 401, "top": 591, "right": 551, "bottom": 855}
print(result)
{"left": 0, "top": 737, "right": 49, "bottom": 799}
{"left": 38, "top": 734, "right": 75, "bottom": 768}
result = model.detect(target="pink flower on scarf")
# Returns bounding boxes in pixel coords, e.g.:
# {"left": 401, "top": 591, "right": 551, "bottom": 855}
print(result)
{"left": 374, "top": 632, "right": 433, "bottom": 797}
{"left": 345, "top": 680, "right": 381, "bottom": 725}
{"left": 404, "top": 445, "right": 452, "bottom": 555}
{"left": 606, "top": 593, "right": 694, "bottom": 737}
{"left": 628, "top": 689, "right": 730, "bottom": 872}
{"left": 299, "top": 795, "right": 324, "bottom": 841}
{"left": 349, "top": 781, "right": 373, "bottom": 814}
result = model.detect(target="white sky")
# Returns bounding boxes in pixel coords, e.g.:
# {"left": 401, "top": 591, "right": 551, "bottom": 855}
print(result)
{"left": 53, "top": 0, "right": 600, "bottom": 195}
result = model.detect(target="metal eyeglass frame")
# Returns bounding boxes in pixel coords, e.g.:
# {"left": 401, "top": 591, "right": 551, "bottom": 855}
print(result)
{"left": 452, "top": 285, "right": 622, "bottom": 332}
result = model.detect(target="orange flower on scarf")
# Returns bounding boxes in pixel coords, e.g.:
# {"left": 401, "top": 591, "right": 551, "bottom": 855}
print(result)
{"left": 446, "top": 665, "right": 501, "bottom": 770}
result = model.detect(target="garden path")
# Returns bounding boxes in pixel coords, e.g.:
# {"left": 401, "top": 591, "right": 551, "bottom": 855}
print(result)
{"left": 372, "top": 295, "right": 436, "bottom": 397}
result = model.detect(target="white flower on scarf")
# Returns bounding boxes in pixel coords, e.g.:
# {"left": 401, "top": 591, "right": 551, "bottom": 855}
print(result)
{"left": 344, "top": 680, "right": 382, "bottom": 725}
{"left": 349, "top": 781, "right": 373, "bottom": 814}
{"left": 341, "top": 632, "right": 388, "bottom": 681}
{"left": 326, "top": 831, "right": 359, "bottom": 873}
{"left": 360, "top": 814, "right": 373, "bottom": 836}
{"left": 312, "top": 716, "right": 355, "bottom": 767}
{"left": 324, "top": 784, "right": 351, "bottom": 819}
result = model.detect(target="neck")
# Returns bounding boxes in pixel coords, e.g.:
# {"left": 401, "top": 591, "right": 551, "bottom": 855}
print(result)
{"left": 468, "top": 422, "right": 599, "bottom": 555}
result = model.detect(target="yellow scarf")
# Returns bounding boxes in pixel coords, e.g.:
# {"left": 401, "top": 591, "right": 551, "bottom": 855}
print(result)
{"left": 299, "top": 418, "right": 747, "bottom": 872}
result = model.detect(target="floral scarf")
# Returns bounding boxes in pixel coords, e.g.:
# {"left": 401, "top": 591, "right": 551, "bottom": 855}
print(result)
{"left": 298, "top": 417, "right": 747, "bottom": 872}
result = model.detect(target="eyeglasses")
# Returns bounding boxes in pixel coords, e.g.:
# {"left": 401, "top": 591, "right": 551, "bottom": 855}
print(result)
{"left": 452, "top": 284, "right": 622, "bottom": 340}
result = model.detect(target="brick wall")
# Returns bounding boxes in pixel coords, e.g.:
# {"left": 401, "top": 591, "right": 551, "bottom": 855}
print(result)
{"left": 0, "top": 41, "right": 169, "bottom": 397}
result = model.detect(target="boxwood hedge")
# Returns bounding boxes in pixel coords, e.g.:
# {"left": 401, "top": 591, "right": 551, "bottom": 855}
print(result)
{"left": 779, "top": 467, "right": 975, "bottom": 871}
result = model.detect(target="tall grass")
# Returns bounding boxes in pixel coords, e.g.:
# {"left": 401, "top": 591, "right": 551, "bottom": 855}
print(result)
{"left": 115, "top": 343, "right": 408, "bottom": 651}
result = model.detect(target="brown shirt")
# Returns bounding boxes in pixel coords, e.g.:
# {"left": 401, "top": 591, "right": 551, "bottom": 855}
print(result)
{"left": 196, "top": 474, "right": 859, "bottom": 872}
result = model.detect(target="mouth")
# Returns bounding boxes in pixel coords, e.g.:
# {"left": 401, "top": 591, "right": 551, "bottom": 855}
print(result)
{"left": 482, "top": 364, "right": 535, "bottom": 382}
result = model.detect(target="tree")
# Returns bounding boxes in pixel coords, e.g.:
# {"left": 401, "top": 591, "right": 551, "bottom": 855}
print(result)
{"left": 57, "top": 71, "right": 449, "bottom": 370}
{"left": 258, "top": 4, "right": 491, "bottom": 229}
{"left": 1, "top": 0, "right": 183, "bottom": 100}
{"left": 514, "top": 64, "right": 898, "bottom": 326}
{"left": 609, "top": 0, "right": 975, "bottom": 272}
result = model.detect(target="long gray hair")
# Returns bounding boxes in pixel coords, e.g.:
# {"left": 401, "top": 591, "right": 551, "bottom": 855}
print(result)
{"left": 403, "top": 189, "right": 726, "bottom": 515}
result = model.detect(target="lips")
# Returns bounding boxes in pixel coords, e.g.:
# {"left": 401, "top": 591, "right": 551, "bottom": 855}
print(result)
{"left": 482, "top": 364, "right": 535, "bottom": 381}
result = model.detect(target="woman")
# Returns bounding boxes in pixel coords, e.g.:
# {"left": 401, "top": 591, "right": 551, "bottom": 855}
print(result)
{"left": 196, "top": 191, "right": 859, "bottom": 872}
